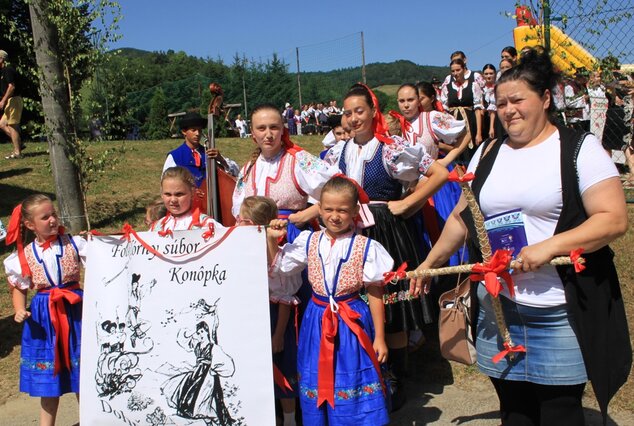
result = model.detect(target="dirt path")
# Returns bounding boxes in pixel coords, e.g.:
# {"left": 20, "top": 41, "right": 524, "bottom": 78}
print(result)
{"left": 1, "top": 380, "right": 632, "bottom": 425}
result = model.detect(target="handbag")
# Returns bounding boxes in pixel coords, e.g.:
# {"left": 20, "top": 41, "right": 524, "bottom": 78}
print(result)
{"left": 438, "top": 277, "right": 476, "bottom": 365}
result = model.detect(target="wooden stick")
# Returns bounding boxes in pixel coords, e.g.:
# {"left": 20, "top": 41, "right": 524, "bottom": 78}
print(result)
{"left": 403, "top": 256, "right": 583, "bottom": 280}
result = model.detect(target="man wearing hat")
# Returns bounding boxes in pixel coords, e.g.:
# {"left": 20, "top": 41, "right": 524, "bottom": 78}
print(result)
{"left": 0, "top": 50, "right": 24, "bottom": 159}
{"left": 163, "top": 111, "right": 237, "bottom": 210}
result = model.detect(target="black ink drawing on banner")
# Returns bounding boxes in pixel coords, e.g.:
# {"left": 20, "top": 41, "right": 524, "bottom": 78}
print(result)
{"left": 94, "top": 273, "right": 156, "bottom": 399}
{"left": 159, "top": 298, "right": 245, "bottom": 425}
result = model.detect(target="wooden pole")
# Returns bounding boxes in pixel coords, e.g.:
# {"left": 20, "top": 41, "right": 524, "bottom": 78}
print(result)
{"left": 206, "top": 114, "right": 219, "bottom": 219}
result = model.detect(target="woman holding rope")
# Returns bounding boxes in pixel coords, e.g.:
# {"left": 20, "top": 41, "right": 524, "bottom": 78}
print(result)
{"left": 411, "top": 48, "right": 630, "bottom": 425}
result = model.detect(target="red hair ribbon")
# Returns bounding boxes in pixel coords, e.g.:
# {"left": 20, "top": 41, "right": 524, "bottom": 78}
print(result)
{"left": 388, "top": 110, "right": 413, "bottom": 135}
{"left": 281, "top": 128, "right": 304, "bottom": 155}
{"left": 470, "top": 250, "right": 515, "bottom": 298}
{"left": 447, "top": 168, "right": 475, "bottom": 183}
{"left": 313, "top": 296, "right": 386, "bottom": 408}
{"left": 356, "top": 83, "right": 393, "bottom": 145}
{"left": 332, "top": 173, "right": 370, "bottom": 204}
{"left": 39, "top": 283, "right": 82, "bottom": 375}
{"left": 383, "top": 262, "right": 408, "bottom": 284}
{"left": 570, "top": 248, "right": 585, "bottom": 273}
{"left": 5, "top": 204, "right": 31, "bottom": 277}
{"left": 273, "top": 364, "right": 293, "bottom": 392}
{"left": 492, "top": 341, "right": 527, "bottom": 364}
{"left": 202, "top": 222, "right": 215, "bottom": 241}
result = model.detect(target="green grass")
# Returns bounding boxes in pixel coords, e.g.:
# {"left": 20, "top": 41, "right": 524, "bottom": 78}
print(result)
{"left": 0, "top": 137, "right": 633, "bottom": 412}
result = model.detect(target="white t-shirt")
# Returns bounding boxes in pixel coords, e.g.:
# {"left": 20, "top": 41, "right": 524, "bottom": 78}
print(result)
{"left": 467, "top": 130, "right": 618, "bottom": 307}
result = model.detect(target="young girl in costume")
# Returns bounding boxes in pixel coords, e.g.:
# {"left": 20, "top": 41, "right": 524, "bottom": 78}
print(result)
{"left": 4, "top": 194, "right": 86, "bottom": 426}
{"left": 238, "top": 196, "right": 300, "bottom": 426}
{"left": 323, "top": 83, "right": 448, "bottom": 409}
{"left": 149, "top": 166, "right": 223, "bottom": 232}
{"left": 268, "top": 176, "right": 393, "bottom": 425}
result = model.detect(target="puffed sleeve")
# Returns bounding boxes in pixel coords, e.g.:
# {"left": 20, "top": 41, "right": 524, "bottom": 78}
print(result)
{"left": 363, "top": 239, "right": 394, "bottom": 286}
{"left": 383, "top": 136, "right": 433, "bottom": 182}
{"left": 293, "top": 150, "right": 339, "bottom": 200}
{"left": 72, "top": 235, "right": 88, "bottom": 266}
{"left": 484, "top": 88, "right": 497, "bottom": 112}
{"left": 441, "top": 80, "right": 450, "bottom": 111}
{"left": 3, "top": 252, "right": 31, "bottom": 290}
{"left": 269, "top": 274, "right": 302, "bottom": 306}
{"left": 231, "top": 163, "right": 251, "bottom": 217}
{"left": 472, "top": 78, "right": 484, "bottom": 110}
{"left": 322, "top": 140, "right": 346, "bottom": 166}
{"left": 429, "top": 111, "right": 466, "bottom": 145}
{"left": 270, "top": 230, "right": 311, "bottom": 277}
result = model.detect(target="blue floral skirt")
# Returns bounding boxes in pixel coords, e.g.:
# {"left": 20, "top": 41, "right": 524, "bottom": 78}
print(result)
{"left": 298, "top": 293, "right": 389, "bottom": 425}
{"left": 20, "top": 285, "right": 83, "bottom": 397}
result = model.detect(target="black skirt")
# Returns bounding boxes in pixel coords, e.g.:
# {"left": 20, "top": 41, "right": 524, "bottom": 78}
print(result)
{"left": 362, "top": 204, "right": 433, "bottom": 333}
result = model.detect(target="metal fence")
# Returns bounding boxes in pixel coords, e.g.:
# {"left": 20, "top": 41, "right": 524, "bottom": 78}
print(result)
{"left": 546, "top": 1, "right": 633, "bottom": 163}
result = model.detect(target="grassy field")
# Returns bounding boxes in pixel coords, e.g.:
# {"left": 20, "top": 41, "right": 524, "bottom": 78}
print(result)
{"left": 0, "top": 137, "right": 633, "bottom": 412}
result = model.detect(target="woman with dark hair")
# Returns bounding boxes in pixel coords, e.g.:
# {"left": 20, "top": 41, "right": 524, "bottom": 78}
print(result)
{"left": 482, "top": 64, "right": 505, "bottom": 141}
{"left": 501, "top": 46, "right": 518, "bottom": 63}
{"left": 441, "top": 58, "right": 484, "bottom": 163}
{"left": 412, "top": 48, "right": 630, "bottom": 425}
{"left": 324, "top": 83, "right": 448, "bottom": 409}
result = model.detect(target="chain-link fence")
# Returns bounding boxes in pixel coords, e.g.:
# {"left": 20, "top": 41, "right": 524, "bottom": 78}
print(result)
{"left": 548, "top": 0, "right": 633, "bottom": 167}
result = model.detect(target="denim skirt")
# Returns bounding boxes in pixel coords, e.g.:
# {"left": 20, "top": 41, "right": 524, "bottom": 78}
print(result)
{"left": 476, "top": 284, "right": 587, "bottom": 385}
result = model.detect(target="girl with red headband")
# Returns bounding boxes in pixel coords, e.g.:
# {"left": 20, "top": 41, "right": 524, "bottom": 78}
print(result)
{"left": 323, "top": 83, "right": 448, "bottom": 410}
{"left": 268, "top": 175, "right": 393, "bottom": 425}
{"left": 4, "top": 194, "right": 86, "bottom": 426}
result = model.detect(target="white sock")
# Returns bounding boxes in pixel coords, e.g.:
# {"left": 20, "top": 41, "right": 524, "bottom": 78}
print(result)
{"left": 283, "top": 411, "right": 296, "bottom": 426}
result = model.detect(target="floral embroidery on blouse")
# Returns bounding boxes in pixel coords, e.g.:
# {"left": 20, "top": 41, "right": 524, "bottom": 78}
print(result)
{"left": 295, "top": 151, "right": 327, "bottom": 175}
{"left": 418, "top": 154, "right": 434, "bottom": 175}
{"left": 431, "top": 113, "right": 454, "bottom": 130}
{"left": 382, "top": 137, "right": 407, "bottom": 175}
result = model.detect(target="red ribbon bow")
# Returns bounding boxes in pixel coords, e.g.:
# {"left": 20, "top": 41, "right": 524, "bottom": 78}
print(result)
{"left": 39, "top": 227, "right": 65, "bottom": 251}
{"left": 273, "top": 364, "right": 294, "bottom": 392}
{"left": 158, "top": 229, "right": 173, "bottom": 238}
{"left": 470, "top": 250, "right": 515, "bottom": 298}
{"left": 383, "top": 262, "right": 408, "bottom": 284}
{"left": 314, "top": 296, "right": 386, "bottom": 408}
{"left": 570, "top": 248, "right": 585, "bottom": 273}
{"left": 388, "top": 110, "right": 413, "bottom": 135}
{"left": 202, "top": 222, "right": 215, "bottom": 241}
{"left": 447, "top": 168, "right": 475, "bottom": 183}
{"left": 40, "top": 283, "right": 82, "bottom": 375}
{"left": 5, "top": 204, "right": 31, "bottom": 277}
{"left": 492, "top": 341, "right": 527, "bottom": 364}
{"left": 119, "top": 223, "right": 163, "bottom": 259}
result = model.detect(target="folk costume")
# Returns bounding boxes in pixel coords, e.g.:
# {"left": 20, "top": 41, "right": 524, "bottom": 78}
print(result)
{"left": 393, "top": 109, "right": 467, "bottom": 265}
{"left": 232, "top": 130, "right": 334, "bottom": 243}
{"left": 324, "top": 89, "right": 435, "bottom": 333}
{"left": 4, "top": 221, "right": 85, "bottom": 397}
{"left": 272, "top": 230, "right": 393, "bottom": 425}
{"left": 441, "top": 69, "right": 484, "bottom": 163}
{"left": 149, "top": 208, "right": 223, "bottom": 233}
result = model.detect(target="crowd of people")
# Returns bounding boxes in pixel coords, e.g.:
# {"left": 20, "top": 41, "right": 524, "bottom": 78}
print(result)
{"left": 4, "top": 46, "right": 633, "bottom": 426}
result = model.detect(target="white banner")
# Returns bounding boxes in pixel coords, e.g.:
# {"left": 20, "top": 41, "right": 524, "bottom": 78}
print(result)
{"left": 80, "top": 227, "right": 275, "bottom": 425}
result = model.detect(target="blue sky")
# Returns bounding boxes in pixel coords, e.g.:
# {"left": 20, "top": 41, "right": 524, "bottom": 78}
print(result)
{"left": 111, "top": 1, "right": 520, "bottom": 72}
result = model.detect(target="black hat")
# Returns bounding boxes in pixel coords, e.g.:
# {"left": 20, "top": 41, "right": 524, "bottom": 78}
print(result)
{"left": 430, "top": 76, "right": 441, "bottom": 85}
{"left": 179, "top": 111, "right": 208, "bottom": 130}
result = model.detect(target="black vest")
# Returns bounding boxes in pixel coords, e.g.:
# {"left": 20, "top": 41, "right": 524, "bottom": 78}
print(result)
{"left": 461, "top": 126, "right": 631, "bottom": 423}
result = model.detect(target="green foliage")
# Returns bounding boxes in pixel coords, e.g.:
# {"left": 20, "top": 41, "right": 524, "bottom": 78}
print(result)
{"left": 144, "top": 88, "right": 169, "bottom": 140}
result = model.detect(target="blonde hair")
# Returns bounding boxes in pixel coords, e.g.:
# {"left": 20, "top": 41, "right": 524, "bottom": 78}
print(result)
{"left": 240, "top": 196, "right": 278, "bottom": 226}
{"left": 145, "top": 197, "right": 167, "bottom": 222}
{"left": 161, "top": 166, "right": 196, "bottom": 189}
{"left": 20, "top": 194, "right": 54, "bottom": 244}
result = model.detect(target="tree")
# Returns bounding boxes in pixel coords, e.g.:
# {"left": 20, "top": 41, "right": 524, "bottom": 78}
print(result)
{"left": 145, "top": 88, "right": 169, "bottom": 140}
{"left": 29, "top": 0, "right": 87, "bottom": 232}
